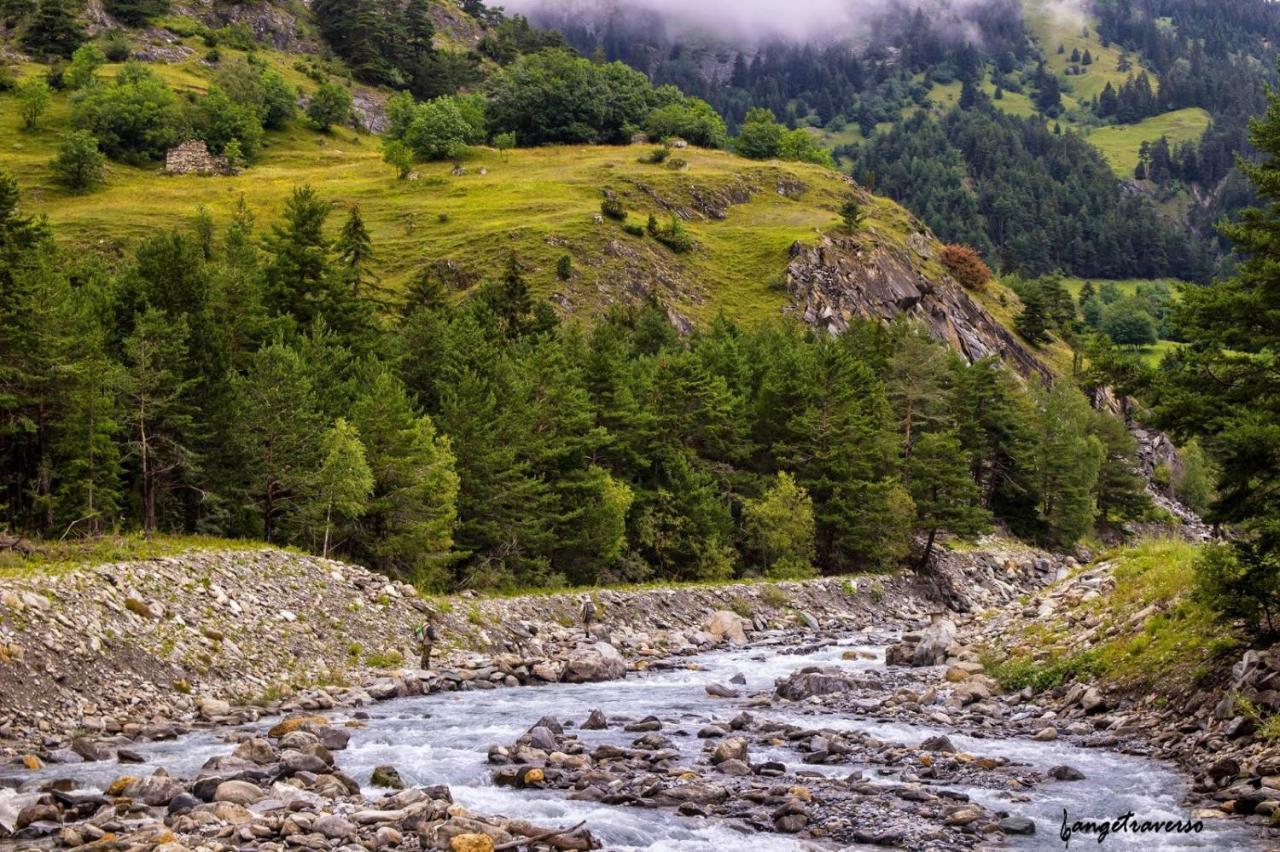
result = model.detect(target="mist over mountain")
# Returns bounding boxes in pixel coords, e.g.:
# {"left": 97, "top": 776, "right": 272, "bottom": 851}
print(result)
{"left": 501, "top": 0, "right": 1085, "bottom": 45}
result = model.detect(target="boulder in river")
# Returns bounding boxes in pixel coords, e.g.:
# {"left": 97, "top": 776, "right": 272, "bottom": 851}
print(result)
{"left": 704, "top": 610, "right": 750, "bottom": 645}
{"left": 775, "top": 667, "right": 856, "bottom": 700}
{"left": 912, "top": 618, "right": 957, "bottom": 667}
{"left": 562, "top": 642, "right": 626, "bottom": 683}
{"left": 371, "top": 765, "right": 406, "bottom": 789}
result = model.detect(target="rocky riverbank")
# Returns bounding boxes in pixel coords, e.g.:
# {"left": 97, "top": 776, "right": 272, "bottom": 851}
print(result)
{"left": 0, "top": 542, "right": 1082, "bottom": 849}
{"left": 0, "top": 543, "right": 1064, "bottom": 761}
{"left": 951, "top": 547, "right": 1280, "bottom": 838}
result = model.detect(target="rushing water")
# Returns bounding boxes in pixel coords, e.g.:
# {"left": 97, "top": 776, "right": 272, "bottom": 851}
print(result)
{"left": 7, "top": 636, "right": 1265, "bottom": 851}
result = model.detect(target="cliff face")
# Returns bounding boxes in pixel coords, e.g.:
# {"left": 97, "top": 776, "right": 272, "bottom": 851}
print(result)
{"left": 784, "top": 234, "right": 1051, "bottom": 382}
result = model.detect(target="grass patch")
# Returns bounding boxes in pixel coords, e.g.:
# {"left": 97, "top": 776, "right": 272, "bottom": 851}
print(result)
{"left": 363, "top": 649, "right": 404, "bottom": 669}
{"left": 0, "top": 533, "right": 278, "bottom": 579}
{"left": 985, "top": 539, "right": 1244, "bottom": 694}
{"left": 1084, "top": 108, "right": 1211, "bottom": 177}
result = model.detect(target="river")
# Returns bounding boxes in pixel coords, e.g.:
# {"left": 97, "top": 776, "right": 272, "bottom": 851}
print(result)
{"left": 7, "top": 634, "right": 1263, "bottom": 850}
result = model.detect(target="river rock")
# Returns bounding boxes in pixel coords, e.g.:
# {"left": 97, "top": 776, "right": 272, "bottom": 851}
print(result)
{"left": 1032, "top": 727, "right": 1058, "bottom": 741}
{"left": 712, "top": 737, "right": 748, "bottom": 764}
{"left": 776, "top": 668, "right": 856, "bottom": 700}
{"left": 562, "top": 642, "right": 626, "bottom": 683}
{"left": 581, "top": 709, "right": 608, "bottom": 730}
{"left": 912, "top": 619, "right": 957, "bottom": 666}
{"left": 705, "top": 683, "right": 739, "bottom": 698}
{"left": 704, "top": 610, "right": 749, "bottom": 645}
{"left": 999, "top": 815, "right": 1036, "bottom": 835}
{"left": 371, "top": 765, "right": 406, "bottom": 789}
{"left": 214, "top": 779, "right": 265, "bottom": 805}
{"left": 920, "top": 735, "right": 956, "bottom": 753}
{"left": 1048, "top": 765, "right": 1086, "bottom": 781}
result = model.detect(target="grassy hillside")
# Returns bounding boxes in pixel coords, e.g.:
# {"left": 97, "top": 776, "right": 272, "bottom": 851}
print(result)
{"left": 1084, "top": 107, "right": 1212, "bottom": 176}
{"left": 0, "top": 76, "right": 921, "bottom": 327}
{"left": 1023, "top": 0, "right": 1148, "bottom": 109}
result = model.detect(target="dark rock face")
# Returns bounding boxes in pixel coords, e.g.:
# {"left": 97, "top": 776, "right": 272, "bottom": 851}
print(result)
{"left": 785, "top": 235, "right": 1050, "bottom": 381}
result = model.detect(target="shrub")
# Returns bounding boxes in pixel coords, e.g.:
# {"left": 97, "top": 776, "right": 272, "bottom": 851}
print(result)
{"left": 190, "top": 85, "right": 264, "bottom": 161}
{"left": 382, "top": 138, "right": 414, "bottom": 179}
{"left": 601, "top": 196, "right": 626, "bottom": 221}
{"left": 840, "top": 198, "right": 864, "bottom": 232}
{"left": 651, "top": 215, "right": 693, "bottom": 253}
{"left": 16, "top": 77, "right": 51, "bottom": 130}
{"left": 102, "top": 0, "right": 169, "bottom": 27}
{"left": 556, "top": 254, "right": 572, "bottom": 280}
{"left": 0, "top": 65, "right": 16, "bottom": 92}
{"left": 1194, "top": 542, "right": 1280, "bottom": 635}
{"left": 665, "top": 157, "right": 687, "bottom": 170}
{"left": 71, "top": 63, "right": 183, "bottom": 163}
{"left": 645, "top": 97, "right": 726, "bottom": 148}
{"left": 51, "top": 129, "right": 106, "bottom": 192}
{"left": 62, "top": 43, "right": 104, "bottom": 90}
{"left": 640, "top": 147, "right": 669, "bottom": 164}
{"left": 940, "top": 244, "right": 992, "bottom": 290}
{"left": 306, "top": 81, "right": 352, "bottom": 132}
{"left": 622, "top": 223, "right": 645, "bottom": 237}
{"left": 101, "top": 30, "right": 131, "bottom": 62}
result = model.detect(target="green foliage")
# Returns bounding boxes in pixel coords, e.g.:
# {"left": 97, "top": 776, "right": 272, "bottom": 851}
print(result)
{"left": 1103, "top": 297, "right": 1158, "bottom": 346}
{"left": 556, "top": 254, "right": 572, "bottom": 281}
{"left": 744, "top": 471, "right": 817, "bottom": 579}
{"left": 21, "top": 0, "right": 85, "bottom": 59}
{"left": 102, "top": 0, "right": 168, "bottom": 26}
{"left": 651, "top": 215, "right": 693, "bottom": 253}
{"left": 16, "top": 76, "right": 51, "bottom": 130}
{"left": 906, "top": 430, "right": 991, "bottom": 567}
{"left": 71, "top": 63, "right": 183, "bottom": 164}
{"left": 735, "top": 107, "right": 784, "bottom": 160}
{"left": 402, "top": 96, "right": 480, "bottom": 160}
{"left": 62, "top": 43, "right": 104, "bottom": 90}
{"left": 1175, "top": 439, "right": 1215, "bottom": 515}
{"left": 1194, "top": 542, "right": 1280, "bottom": 636}
{"left": 840, "top": 198, "right": 864, "bottom": 233}
{"left": 382, "top": 139, "right": 414, "bottom": 180}
{"left": 1031, "top": 382, "right": 1103, "bottom": 548}
{"left": 191, "top": 85, "right": 264, "bottom": 161}
{"left": 1091, "top": 412, "right": 1152, "bottom": 522}
{"left": 100, "top": 29, "right": 130, "bottom": 62}
{"left": 486, "top": 49, "right": 655, "bottom": 146}
{"left": 314, "top": 418, "right": 373, "bottom": 557}
{"left": 306, "top": 82, "right": 352, "bottom": 132}
{"left": 983, "top": 650, "right": 1104, "bottom": 692}
{"left": 50, "top": 129, "right": 106, "bottom": 192}
{"left": 213, "top": 59, "right": 297, "bottom": 130}
{"left": 600, "top": 197, "right": 626, "bottom": 221}
{"left": 640, "top": 147, "right": 670, "bottom": 165}
{"left": 645, "top": 97, "right": 726, "bottom": 148}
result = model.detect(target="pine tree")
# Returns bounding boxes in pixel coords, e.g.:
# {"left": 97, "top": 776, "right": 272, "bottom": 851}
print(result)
{"left": 907, "top": 431, "right": 990, "bottom": 568}
{"left": 229, "top": 342, "right": 324, "bottom": 542}
{"left": 263, "top": 185, "right": 336, "bottom": 329}
{"left": 314, "top": 418, "right": 373, "bottom": 557}
{"left": 1091, "top": 412, "right": 1152, "bottom": 522}
{"left": 121, "top": 309, "right": 197, "bottom": 536}
{"left": 21, "top": 0, "right": 84, "bottom": 58}
{"left": 1032, "top": 382, "right": 1103, "bottom": 547}
{"left": 335, "top": 205, "right": 376, "bottom": 298}
{"left": 350, "top": 367, "right": 459, "bottom": 587}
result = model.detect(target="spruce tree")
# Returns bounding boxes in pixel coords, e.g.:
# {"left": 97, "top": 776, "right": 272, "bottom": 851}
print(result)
{"left": 906, "top": 431, "right": 990, "bottom": 568}
{"left": 229, "top": 342, "right": 324, "bottom": 542}
{"left": 335, "top": 205, "right": 377, "bottom": 298}
{"left": 350, "top": 367, "right": 459, "bottom": 588}
{"left": 122, "top": 309, "right": 197, "bottom": 536}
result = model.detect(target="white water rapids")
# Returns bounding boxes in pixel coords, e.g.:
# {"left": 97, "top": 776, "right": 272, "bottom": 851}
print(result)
{"left": 8, "top": 637, "right": 1265, "bottom": 850}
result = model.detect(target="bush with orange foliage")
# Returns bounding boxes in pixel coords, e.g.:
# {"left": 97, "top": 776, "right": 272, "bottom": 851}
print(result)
{"left": 940, "top": 244, "right": 992, "bottom": 290}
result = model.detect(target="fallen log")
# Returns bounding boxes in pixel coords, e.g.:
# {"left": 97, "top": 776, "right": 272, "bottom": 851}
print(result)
{"left": 495, "top": 819, "right": 595, "bottom": 851}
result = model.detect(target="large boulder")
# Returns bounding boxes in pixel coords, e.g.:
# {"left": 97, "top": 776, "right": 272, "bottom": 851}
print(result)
{"left": 911, "top": 619, "right": 957, "bottom": 667}
{"left": 775, "top": 667, "right": 856, "bottom": 700}
{"left": 704, "top": 610, "right": 750, "bottom": 645}
{"left": 561, "top": 642, "right": 626, "bottom": 683}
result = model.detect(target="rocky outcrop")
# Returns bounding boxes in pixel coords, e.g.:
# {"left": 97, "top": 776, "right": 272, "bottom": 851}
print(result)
{"left": 165, "top": 140, "right": 234, "bottom": 176}
{"left": 785, "top": 234, "right": 1051, "bottom": 381}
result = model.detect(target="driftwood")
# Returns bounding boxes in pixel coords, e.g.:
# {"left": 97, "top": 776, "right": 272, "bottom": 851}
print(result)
{"left": 0, "top": 534, "right": 34, "bottom": 556}
{"left": 494, "top": 820, "right": 595, "bottom": 851}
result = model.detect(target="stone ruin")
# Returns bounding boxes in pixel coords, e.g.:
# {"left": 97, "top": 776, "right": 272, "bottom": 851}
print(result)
{"left": 164, "top": 140, "right": 234, "bottom": 176}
